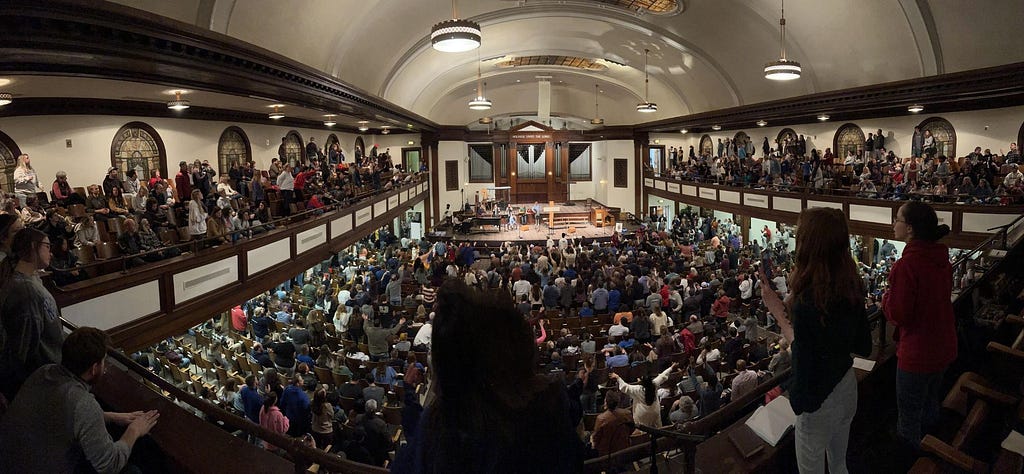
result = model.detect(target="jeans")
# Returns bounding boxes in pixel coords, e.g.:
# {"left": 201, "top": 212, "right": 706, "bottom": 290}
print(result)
{"left": 795, "top": 367, "right": 857, "bottom": 474}
{"left": 896, "top": 368, "right": 945, "bottom": 447}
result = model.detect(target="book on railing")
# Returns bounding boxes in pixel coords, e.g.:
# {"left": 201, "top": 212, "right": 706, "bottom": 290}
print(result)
{"left": 728, "top": 425, "right": 766, "bottom": 459}
{"left": 852, "top": 357, "right": 876, "bottom": 372}
{"left": 744, "top": 395, "right": 796, "bottom": 447}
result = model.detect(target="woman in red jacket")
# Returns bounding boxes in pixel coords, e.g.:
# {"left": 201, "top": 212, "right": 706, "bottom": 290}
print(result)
{"left": 882, "top": 201, "right": 955, "bottom": 449}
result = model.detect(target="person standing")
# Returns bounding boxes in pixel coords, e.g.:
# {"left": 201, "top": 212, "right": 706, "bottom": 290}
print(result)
{"left": 0, "top": 327, "right": 160, "bottom": 473}
{"left": 911, "top": 127, "right": 924, "bottom": 158}
{"left": 187, "top": 189, "right": 208, "bottom": 241}
{"left": 882, "top": 202, "right": 955, "bottom": 449}
{"left": 13, "top": 153, "right": 43, "bottom": 207}
{"left": 758, "top": 207, "right": 871, "bottom": 474}
{"left": 0, "top": 228, "right": 65, "bottom": 400}
{"left": 276, "top": 164, "right": 295, "bottom": 216}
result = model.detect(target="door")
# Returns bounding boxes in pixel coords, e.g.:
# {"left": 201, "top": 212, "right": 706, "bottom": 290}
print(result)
{"left": 402, "top": 147, "right": 421, "bottom": 173}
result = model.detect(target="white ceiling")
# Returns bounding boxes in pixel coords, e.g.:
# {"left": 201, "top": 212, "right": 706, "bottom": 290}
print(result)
{"left": 39, "top": 0, "right": 1024, "bottom": 126}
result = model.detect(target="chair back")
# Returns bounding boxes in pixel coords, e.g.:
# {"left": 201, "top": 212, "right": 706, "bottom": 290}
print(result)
{"left": 96, "top": 242, "right": 121, "bottom": 259}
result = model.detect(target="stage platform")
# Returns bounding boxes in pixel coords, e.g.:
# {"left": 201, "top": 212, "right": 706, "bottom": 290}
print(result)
{"left": 431, "top": 201, "right": 627, "bottom": 246}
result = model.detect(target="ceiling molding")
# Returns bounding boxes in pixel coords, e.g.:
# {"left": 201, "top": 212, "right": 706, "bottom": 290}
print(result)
{"left": 637, "top": 61, "right": 1024, "bottom": 134}
{"left": 0, "top": 97, "right": 414, "bottom": 135}
{"left": 0, "top": 0, "right": 439, "bottom": 132}
{"left": 376, "top": 5, "right": 742, "bottom": 108}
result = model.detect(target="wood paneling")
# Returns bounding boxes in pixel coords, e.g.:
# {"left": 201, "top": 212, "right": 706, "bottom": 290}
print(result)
{"left": 614, "top": 159, "right": 629, "bottom": 188}
{"left": 445, "top": 160, "right": 458, "bottom": 191}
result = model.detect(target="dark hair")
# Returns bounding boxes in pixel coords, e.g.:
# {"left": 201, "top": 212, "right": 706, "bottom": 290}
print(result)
{"left": 418, "top": 279, "right": 555, "bottom": 470}
{"left": 900, "top": 202, "right": 950, "bottom": 242}
{"left": 605, "top": 391, "right": 621, "bottom": 411}
{"left": 0, "top": 214, "right": 18, "bottom": 243}
{"left": 0, "top": 228, "right": 48, "bottom": 287}
{"left": 62, "top": 327, "right": 111, "bottom": 376}
{"left": 263, "top": 391, "right": 278, "bottom": 411}
{"left": 640, "top": 375, "right": 657, "bottom": 406}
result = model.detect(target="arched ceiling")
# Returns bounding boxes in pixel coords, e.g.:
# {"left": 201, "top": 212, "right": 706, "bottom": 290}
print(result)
{"left": 83, "top": 0, "right": 1024, "bottom": 126}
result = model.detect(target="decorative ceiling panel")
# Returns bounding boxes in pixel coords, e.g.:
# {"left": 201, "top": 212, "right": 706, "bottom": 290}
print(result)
{"left": 496, "top": 55, "right": 607, "bottom": 71}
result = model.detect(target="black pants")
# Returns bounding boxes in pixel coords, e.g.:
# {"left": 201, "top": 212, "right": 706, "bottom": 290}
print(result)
{"left": 281, "top": 189, "right": 293, "bottom": 216}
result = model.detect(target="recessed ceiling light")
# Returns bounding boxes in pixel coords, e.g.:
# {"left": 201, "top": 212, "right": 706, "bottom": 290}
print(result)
{"left": 516, "top": 79, "right": 521, "bottom": 83}
{"left": 817, "top": 114, "right": 830, "bottom": 121}
{"left": 711, "top": 125, "right": 722, "bottom": 131}
{"left": 907, "top": 104, "right": 924, "bottom": 113}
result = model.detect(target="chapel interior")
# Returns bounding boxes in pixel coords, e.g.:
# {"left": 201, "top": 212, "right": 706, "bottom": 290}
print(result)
{"left": 1, "top": 0, "right": 1024, "bottom": 472}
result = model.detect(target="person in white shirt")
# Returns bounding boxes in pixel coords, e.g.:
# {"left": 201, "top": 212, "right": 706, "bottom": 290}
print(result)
{"left": 413, "top": 312, "right": 433, "bottom": 350}
{"left": 730, "top": 359, "right": 759, "bottom": 400}
{"left": 1003, "top": 164, "right": 1022, "bottom": 189}
{"left": 738, "top": 274, "right": 753, "bottom": 302}
{"left": 513, "top": 278, "right": 532, "bottom": 300}
{"left": 608, "top": 319, "right": 630, "bottom": 338}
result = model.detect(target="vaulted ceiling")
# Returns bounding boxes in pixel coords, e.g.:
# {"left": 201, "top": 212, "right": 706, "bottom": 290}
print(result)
{"left": 36, "top": 0, "right": 1024, "bottom": 127}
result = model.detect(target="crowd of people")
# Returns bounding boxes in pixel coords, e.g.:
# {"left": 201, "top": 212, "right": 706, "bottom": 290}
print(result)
{"left": 659, "top": 135, "right": 1023, "bottom": 205}
{"left": 0, "top": 141, "right": 422, "bottom": 286}
{"left": 99, "top": 192, "right": 958, "bottom": 472}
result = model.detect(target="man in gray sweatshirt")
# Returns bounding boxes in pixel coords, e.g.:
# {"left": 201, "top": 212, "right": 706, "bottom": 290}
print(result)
{"left": 0, "top": 327, "right": 159, "bottom": 473}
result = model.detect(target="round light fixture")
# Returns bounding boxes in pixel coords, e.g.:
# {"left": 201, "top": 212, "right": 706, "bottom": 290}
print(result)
{"left": 478, "top": 117, "right": 493, "bottom": 124}
{"left": 764, "top": 59, "right": 802, "bottom": 81}
{"left": 635, "top": 49, "right": 658, "bottom": 113}
{"left": 323, "top": 114, "right": 337, "bottom": 127}
{"left": 712, "top": 125, "right": 722, "bottom": 131}
{"left": 0, "top": 92, "right": 11, "bottom": 107}
{"left": 381, "top": 126, "right": 391, "bottom": 135}
{"left": 468, "top": 96, "right": 492, "bottom": 110}
{"left": 590, "top": 118, "right": 605, "bottom": 125}
{"left": 817, "top": 114, "right": 830, "bottom": 121}
{"left": 908, "top": 104, "right": 924, "bottom": 113}
{"left": 431, "top": 0, "right": 480, "bottom": 54}
{"left": 636, "top": 102, "right": 658, "bottom": 113}
{"left": 756, "top": 120, "right": 768, "bottom": 127}
{"left": 166, "top": 91, "right": 190, "bottom": 110}
{"left": 680, "top": 129, "right": 688, "bottom": 134}
{"left": 268, "top": 104, "right": 285, "bottom": 119}
{"left": 764, "top": 0, "right": 802, "bottom": 81}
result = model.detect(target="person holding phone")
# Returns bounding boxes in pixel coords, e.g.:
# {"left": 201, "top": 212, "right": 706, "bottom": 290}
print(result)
{"left": 758, "top": 207, "right": 871, "bottom": 473}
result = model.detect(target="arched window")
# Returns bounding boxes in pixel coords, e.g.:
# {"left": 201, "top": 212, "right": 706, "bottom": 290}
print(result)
{"left": 776, "top": 128, "right": 797, "bottom": 153}
{"left": 699, "top": 134, "right": 713, "bottom": 157}
{"left": 354, "top": 136, "right": 366, "bottom": 162}
{"left": 833, "top": 123, "right": 865, "bottom": 160}
{"left": 110, "top": 122, "right": 167, "bottom": 181}
{"left": 918, "top": 117, "right": 957, "bottom": 158}
{"left": 281, "top": 131, "right": 303, "bottom": 166}
{"left": 733, "top": 131, "right": 750, "bottom": 153}
{"left": 325, "top": 134, "right": 340, "bottom": 156}
{"left": 0, "top": 130, "right": 21, "bottom": 194}
{"left": 217, "top": 126, "right": 251, "bottom": 176}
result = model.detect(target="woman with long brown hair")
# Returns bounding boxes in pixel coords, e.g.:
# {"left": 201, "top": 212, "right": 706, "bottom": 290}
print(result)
{"left": 758, "top": 207, "right": 871, "bottom": 474}
{"left": 0, "top": 228, "right": 64, "bottom": 400}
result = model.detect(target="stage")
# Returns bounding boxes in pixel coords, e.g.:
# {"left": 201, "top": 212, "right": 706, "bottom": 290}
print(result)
{"left": 429, "top": 201, "right": 626, "bottom": 246}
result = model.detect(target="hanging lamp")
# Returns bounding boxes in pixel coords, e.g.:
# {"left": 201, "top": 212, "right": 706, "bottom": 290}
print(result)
{"left": 431, "top": 0, "right": 480, "bottom": 53}
{"left": 591, "top": 84, "right": 604, "bottom": 125}
{"left": 764, "top": 0, "right": 802, "bottom": 81}
{"left": 636, "top": 49, "right": 657, "bottom": 113}
{"left": 468, "top": 54, "right": 492, "bottom": 110}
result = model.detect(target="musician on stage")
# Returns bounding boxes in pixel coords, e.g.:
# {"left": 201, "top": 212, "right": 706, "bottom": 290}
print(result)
{"left": 507, "top": 206, "right": 518, "bottom": 231}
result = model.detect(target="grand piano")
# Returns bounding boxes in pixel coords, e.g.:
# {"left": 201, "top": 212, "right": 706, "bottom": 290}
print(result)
{"left": 454, "top": 212, "right": 502, "bottom": 234}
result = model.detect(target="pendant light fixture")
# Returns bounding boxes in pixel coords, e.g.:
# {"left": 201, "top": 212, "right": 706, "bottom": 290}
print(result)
{"left": 357, "top": 120, "right": 369, "bottom": 132}
{"left": 0, "top": 92, "right": 11, "bottom": 107}
{"left": 431, "top": 0, "right": 480, "bottom": 53}
{"left": 764, "top": 0, "right": 802, "bottom": 81}
{"left": 166, "top": 90, "right": 190, "bottom": 110}
{"left": 636, "top": 49, "right": 657, "bottom": 113}
{"left": 468, "top": 53, "right": 492, "bottom": 110}
{"left": 268, "top": 105, "right": 284, "bottom": 120}
{"left": 907, "top": 104, "right": 924, "bottom": 113}
{"left": 323, "top": 114, "right": 337, "bottom": 127}
{"left": 590, "top": 84, "right": 604, "bottom": 125}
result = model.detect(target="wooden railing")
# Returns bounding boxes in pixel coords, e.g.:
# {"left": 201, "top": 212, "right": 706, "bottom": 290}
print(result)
{"left": 642, "top": 172, "right": 1024, "bottom": 250}
{"left": 53, "top": 176, "right": 430, "bottom": 352}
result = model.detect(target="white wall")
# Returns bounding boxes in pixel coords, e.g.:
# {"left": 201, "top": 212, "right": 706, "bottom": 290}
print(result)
{"left": 650, "top": 105, "right": 1024, "bottom": 159}
{"left": 0, "top": 114, "right": 418, "bottom": 186}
